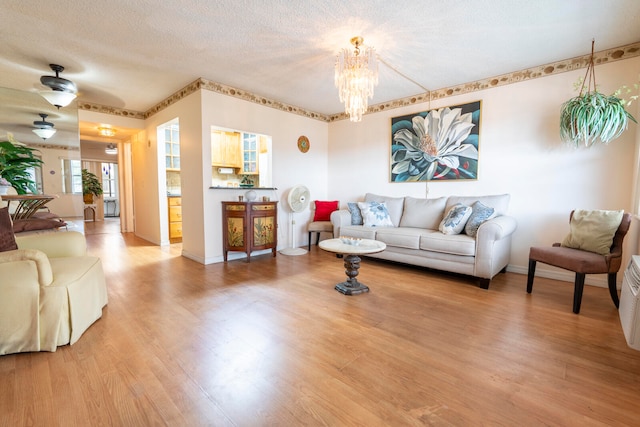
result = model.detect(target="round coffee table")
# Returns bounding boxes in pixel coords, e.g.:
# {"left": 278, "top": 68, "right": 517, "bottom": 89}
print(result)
{"left": 319, "top": 238, "right": 386, "bottom": 295}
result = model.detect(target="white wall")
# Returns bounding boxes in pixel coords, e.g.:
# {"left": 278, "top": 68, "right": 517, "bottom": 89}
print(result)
{"left": 132, "top": 89, "right": 329, "bottom": 262}
{"left": 327, "top": 56, "right": 640, "bottom": 286}
{"left": 199, "top": 90, "right": 329, "bottom": 263}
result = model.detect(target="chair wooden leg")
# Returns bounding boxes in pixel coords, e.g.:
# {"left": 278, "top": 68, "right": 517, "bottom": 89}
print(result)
{"left": 573, "top": 273, "right": 586, "bottom": 314}
{"left": 308, "top": 232, "right": 312, "bottom": 251}
{"left": 608, "top": 273, "right": 620, "bottom": 308}
{"left": 316, "top": 232, "right": 321, "bottom": 246}
{"left": 526, "top": 259, "right": 536, "bottom": 293}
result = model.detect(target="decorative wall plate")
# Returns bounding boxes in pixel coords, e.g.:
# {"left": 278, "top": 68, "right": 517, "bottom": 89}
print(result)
{"left": 297, "top": 135, "right": 310, "bottom": 153}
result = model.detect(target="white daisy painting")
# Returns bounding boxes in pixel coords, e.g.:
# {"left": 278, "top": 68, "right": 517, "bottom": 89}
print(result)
{"left": 391, "top": 101, "right": 481, "bottom": 181}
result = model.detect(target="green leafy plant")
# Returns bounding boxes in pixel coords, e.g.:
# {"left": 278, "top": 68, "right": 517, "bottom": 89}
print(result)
{"left": 560, "top": 41, "right": 637, "bottom": 147}
{"left": 82, "top": 169, "right": 103, "bottom": 203}
{"left": 0, "top": 133, "right": 43, "bottom": 194}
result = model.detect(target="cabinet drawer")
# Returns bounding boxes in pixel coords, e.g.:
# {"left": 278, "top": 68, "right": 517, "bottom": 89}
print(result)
{"left": 168, "top": 197, "right": 182, "bottom": 206}
{"left": 169, "top": 222, "right": 182, "bottom": 238}
{"left": 169, "top": 206, "right": 182, "bottom": 222}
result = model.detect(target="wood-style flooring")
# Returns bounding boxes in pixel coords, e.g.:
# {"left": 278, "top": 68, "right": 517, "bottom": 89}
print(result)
{"left": 1, "top": 219, "right": 639, "bottom": 426}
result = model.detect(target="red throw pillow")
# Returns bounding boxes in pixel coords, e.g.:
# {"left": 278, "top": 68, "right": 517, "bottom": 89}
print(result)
{"left": 313, "top": 200, "right": 339, "bottom": 221}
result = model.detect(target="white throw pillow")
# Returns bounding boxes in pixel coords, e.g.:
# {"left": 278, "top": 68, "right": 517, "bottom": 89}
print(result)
{"left": 364, "top": 193, "right": 404, "bottom": 227}
{"left": 439, "top": 203, "right": 472, "bottom": 235}
{"left": 357, "top": 201, "right": 394, "bottom": 227}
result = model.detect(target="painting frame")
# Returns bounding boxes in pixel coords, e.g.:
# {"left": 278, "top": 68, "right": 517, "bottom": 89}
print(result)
{"left": 390, "top": 100, "right": 482, "bottom": 182}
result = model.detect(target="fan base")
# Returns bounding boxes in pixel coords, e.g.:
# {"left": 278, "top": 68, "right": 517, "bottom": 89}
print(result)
{"left": 280, "top": 247, "right": 308, "bottom": 256}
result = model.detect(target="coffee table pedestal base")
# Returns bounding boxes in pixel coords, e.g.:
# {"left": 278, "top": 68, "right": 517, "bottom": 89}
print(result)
{"left": 334, "top": 254, "right": 369, "bottom": 295}
{"left": 335, "top": 280, "right": 369, "bottom": 295}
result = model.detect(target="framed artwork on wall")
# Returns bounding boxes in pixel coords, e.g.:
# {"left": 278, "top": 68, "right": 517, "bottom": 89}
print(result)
{"left": 390, "top": 100, "right": 481, "bottom": 182}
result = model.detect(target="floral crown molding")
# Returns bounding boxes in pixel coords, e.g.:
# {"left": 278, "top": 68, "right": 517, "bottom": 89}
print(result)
{"left": 80, "top": 41, "right": 640, "bottom": 123}
{"left": 25, "top": 142, "right": 80, "bottom": 151}
{"left": 78, "top": 102, "right": 145, "bottom": 120}
{"left": 328, "top": 41, "right": 640, "bottom": 121}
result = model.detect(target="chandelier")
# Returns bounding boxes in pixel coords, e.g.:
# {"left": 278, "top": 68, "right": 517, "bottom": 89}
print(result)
{"left": 335, "top": 36, "right": 378, "bottom": 122}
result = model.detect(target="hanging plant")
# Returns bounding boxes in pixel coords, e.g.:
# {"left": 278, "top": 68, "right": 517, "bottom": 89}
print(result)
{"left": 559, "top": 40, "right": 637, "bottom": 147}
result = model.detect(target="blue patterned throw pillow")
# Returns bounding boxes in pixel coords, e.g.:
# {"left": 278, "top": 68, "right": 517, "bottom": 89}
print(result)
{"left": 347, "top": 202, "right": 363, "bottom": 225}
{"left": 439, "top": 203, "right": 472, "bottom": 235}
{"left": 357, "top": 201, "right": 394, "bottom": 227}
{"left": 464, "top": 201, "right": 495, "bottom": 237}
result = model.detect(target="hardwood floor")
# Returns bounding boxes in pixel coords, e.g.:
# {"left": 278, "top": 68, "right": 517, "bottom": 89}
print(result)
{"left": 2, "top": 222, "right": 640, "bottom": 426}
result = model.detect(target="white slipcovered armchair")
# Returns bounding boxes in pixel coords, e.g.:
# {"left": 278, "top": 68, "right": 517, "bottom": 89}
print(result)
{"left": 0, "top": 231, "right": 108, "bottom": 355}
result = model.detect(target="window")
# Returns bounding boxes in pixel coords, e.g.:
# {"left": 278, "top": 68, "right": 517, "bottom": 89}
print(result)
{"left": 101, "top": 163, "right": 118, "bottom": 198}
{"left": 26, "top": 155, "right": 43, "bottom": 194}
{"left": 61, "top": 159, "right": 82, "bottom": 194}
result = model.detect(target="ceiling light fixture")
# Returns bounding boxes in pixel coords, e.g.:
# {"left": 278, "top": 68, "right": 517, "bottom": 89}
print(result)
{"left": 32, "top": 113, "right": 56, "bottom": 140}
{"left": 98, "top": 126, "right": 116, "bottom": 137}
{"left": 335, "top": 36, "right": 378, "bottom": 122}
{"left": 105, "top": 143, "right": 118, "bottom": 155}
{"left": 39, "top": 64, "right": 77, "bottom": 109}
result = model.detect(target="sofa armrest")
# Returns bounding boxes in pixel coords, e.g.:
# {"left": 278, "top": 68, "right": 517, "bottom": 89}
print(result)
{"left": 330, "top": 209, "right": 352, "bottom": 237}
{"left": 474, "top": 215, "right": 518, "bottom": 279}
{"left": 16, "top": 231, "right": 87, "bottom": 258}
{"left": 476, "top": 215, "right": 518, "bottom": 241}
{"left": 0, "top": 249, "right": 53, "bottom": 287}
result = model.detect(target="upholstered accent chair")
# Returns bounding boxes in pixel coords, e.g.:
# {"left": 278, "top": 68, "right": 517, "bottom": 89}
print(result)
{"left": 527, "top": 210, "right": 631, "bottom": 314}
{"left": 0, "top": 231, "right": 108, "bottom": 354}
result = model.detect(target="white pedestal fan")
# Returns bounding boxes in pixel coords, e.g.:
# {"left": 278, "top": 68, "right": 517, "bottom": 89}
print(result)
{"left": 280, "top": 185, "right": 310, "bottom": 256}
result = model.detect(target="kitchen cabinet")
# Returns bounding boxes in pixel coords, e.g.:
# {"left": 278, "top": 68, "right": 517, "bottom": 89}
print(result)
{"left": 165, "top": 124, "right": 180, "bottom": 170}
{"left": 168, "top": 196, "right": 182, "bottom": 242}
{"left": 221, "top": 201, "right": 278, "bottom": 262}
{"left": 212, "top": 130, "right": 242, "bottom": 168}
{"left": 242, "top": 133, "right": 258, "bottom": 174}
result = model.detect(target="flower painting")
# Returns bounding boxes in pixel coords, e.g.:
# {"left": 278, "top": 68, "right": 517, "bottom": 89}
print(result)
{"left": 391, "top": 100, "right": 481, "bottom": 182}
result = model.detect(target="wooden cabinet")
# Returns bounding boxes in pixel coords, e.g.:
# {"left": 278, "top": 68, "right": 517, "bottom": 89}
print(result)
{"left": 212, "top": 130, "right": 242, "bottom": 168}
{"left": 168, "top": 197, "right": 182, "bottom": 242}
{"left": 222, "top": 201, "right": 278, "bottom": 262}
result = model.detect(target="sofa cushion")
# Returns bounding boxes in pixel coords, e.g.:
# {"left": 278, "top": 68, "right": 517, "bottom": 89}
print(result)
{"left": 313, "top": 200, "right": 339, "bottom": 221}
{"left": 347, "top": 202, "right": 363, "bottom": 225}
{"left": 464, "top": 201, "right": 495, "bottom": 237}
{"left": 339, "top": 225, "right": 377, "bottom": 240}
{"left": 446, "top": 194, "right": 510, "bottom": 217}
{"left": 358, "top": 201, "right": 394, "bottom": 227}
{"left": 375, "top": 227, "right": 425, "bottom": 250}
{"left": 420, "top": 231, "right": 476, "bottom": 256}
{"left": 439, "top": 204, "right": 472, "bottom": 235}
{"left": 0, "top": 207, "right": 17, "bottom": 252}
{"left": 365, "top": 193, "right": 404, "bottom": 227}
{"left": 399, "top": 196, "right": 447, "bottom": 230}
{"left": 561, "top": 209, "right": 624, "bottom": 255}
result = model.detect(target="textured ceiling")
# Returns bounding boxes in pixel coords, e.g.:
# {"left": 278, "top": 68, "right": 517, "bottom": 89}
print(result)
{"left": 1, "top": 0, "right": 640, "bottom": 118}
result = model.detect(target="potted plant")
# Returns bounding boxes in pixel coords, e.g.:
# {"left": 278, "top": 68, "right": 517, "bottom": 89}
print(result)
{"left": 82, "top": 169, "right": 103, "bottom": 204}
{"left": 0, "top": 133, "right": 44, "bottom": 194}
{"left": 560, "top": 41, "right": 637, "bottom": 147}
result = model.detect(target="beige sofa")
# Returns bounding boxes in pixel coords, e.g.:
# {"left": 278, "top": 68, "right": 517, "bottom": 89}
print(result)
{"left": 330, "top": 193, "right": 517, "bottom": 289}
{"left": 0, "top": 231, "right": 108, "bottom": 354}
